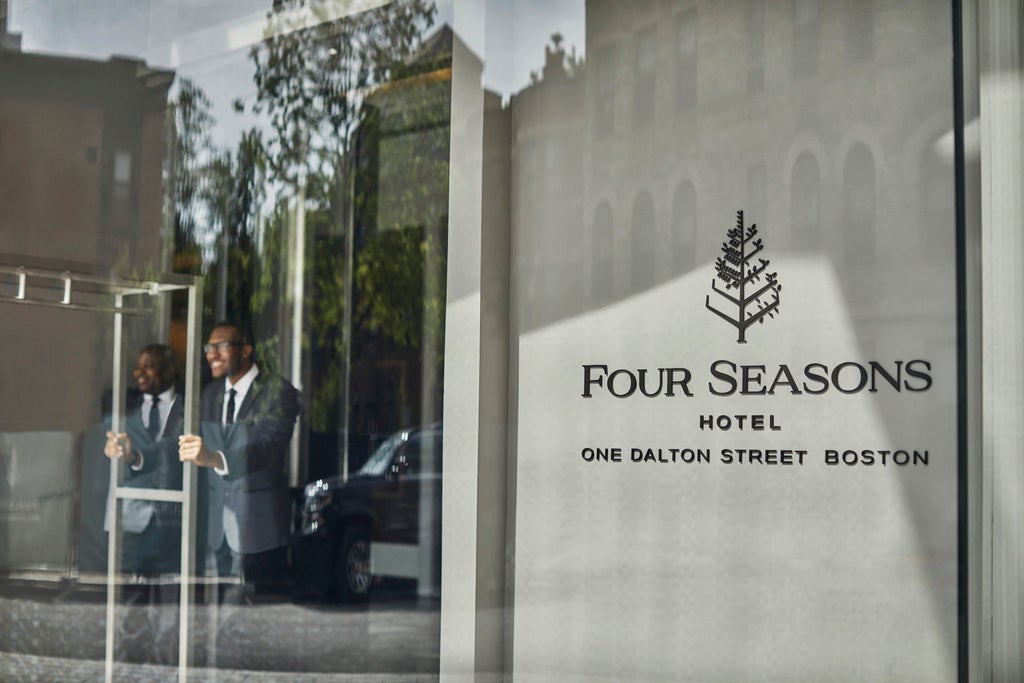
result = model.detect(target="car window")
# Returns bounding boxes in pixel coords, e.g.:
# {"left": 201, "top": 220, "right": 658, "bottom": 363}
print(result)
{"left": 397, "top": 432, "right": 442, "bottom": 475}
{"left": 400, "top": 440, "right": 421, "bottom": 474}
{"left": 357, "top": 432, "right": 404, "bottom": 476}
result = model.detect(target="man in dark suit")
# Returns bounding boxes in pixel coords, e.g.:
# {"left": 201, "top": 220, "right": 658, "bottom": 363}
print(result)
{"left": 178, "top": 321, "right": 299, "bottom": 598}
{"left": 104, "top": 343, "right": 183, "bottom": 576}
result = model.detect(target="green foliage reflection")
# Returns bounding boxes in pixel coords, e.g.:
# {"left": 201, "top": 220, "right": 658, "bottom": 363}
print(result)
{"left": 168, "top": 0, "right": 449, "bottom": 458}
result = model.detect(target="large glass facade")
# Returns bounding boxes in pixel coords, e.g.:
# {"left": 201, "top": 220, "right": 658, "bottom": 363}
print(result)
{"left": 489, "top": 1, "right": 959, "bottom": 679}
{"left": 1, "top": 0, "right": 450, "bottom": 678}
{"left": 0, "top": 0, "right": 1022, "bottom": 680}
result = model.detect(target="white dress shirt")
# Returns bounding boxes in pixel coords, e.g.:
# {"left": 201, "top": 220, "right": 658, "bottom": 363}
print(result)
{"left": 142, "top": 387, "right": 176, "bottom": 436}
{"left": 133, "top": 388, "right": 177, "bottom": 470}
{"left": 222, "top": 363, "right": 259, "bottom": 425}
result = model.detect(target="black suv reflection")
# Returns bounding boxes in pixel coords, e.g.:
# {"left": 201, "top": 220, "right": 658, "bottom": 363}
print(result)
{"left": 293, "top": 424, "right": 442, "bottom": 601}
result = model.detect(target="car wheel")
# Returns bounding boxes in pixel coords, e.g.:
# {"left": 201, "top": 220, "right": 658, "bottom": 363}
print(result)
{"left": 337, "top": 525, "right": 372, "bottom": 601}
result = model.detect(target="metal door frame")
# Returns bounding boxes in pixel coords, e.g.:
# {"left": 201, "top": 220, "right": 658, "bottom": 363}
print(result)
{"left": 0, "top": 265, "right": 201, "bottom": 683}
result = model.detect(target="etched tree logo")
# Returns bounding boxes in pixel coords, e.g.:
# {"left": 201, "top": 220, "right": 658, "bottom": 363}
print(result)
{"left": 705, "top": 210, "right": 782, "bottom": 343}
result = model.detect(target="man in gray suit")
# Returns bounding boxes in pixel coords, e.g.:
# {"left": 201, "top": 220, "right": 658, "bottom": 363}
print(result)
{"left": 105, "top": 343, "right": 183, "bottom": 575}
{"left": 178, "top": 321, "right": 299, "bottom": 599}
{"left": 104, "top": 343, "right": 183, "bottom": 664}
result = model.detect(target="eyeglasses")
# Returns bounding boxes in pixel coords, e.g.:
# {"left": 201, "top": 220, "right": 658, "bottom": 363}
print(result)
{"left": 203, "top": 341, "right": 242, "bottom": 354}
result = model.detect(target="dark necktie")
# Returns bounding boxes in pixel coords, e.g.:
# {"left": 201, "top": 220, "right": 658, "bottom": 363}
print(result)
{"left": 225, "top": 388, "right": 237, "bottom": 426}
{"left": 147, "top": 396, "right": 161, "bottom": 438}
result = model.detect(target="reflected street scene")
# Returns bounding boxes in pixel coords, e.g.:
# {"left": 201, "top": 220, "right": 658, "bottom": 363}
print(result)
{"left": 1, "top": 0, "right": 450, "bottom": 677}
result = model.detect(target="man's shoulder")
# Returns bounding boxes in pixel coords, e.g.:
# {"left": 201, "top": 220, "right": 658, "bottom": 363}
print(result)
{"left": 253, "top": 371, "right": 300, "bottom": 415}
{"left": 123, "top": 408, "right": 146, "bottom": 436}
{"left": 169, "top": 392, "right": 185, "bottom": 412}
{"left": 200, "top": 380, "right": 225, "bottom": 413}
{"left": 256, "top": 370, "right": 297, "bottom": 394}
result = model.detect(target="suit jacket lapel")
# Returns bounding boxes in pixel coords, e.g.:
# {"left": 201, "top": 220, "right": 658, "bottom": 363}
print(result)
{"left": 235, "top": 376, "right": 263, "bottom": 422}
{"left": 202, "top": 381, "right": 223, "bottom": 422}
{"left": 211, "top": 373, "right": 263, "bottom": 443}
{"left": 208, "top": 382, "right": 228, "bottom": 439}
{"left": 125, "top": 410, "right": 154, "bottom": 446}
{"left": 163, "top": 394, "right": 183, "bottom": 438}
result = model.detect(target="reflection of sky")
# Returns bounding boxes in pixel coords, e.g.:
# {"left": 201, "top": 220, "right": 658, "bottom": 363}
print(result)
{"left": 459, "top": 0, "right": 584, "bottom": 98}
{"left": 6, "top": 0, "right": 585, "bottom": 257}
{"left": 4, "top": 0, "right": 587, "bottom": 256}
{"left": 8, "top": 0, "right": 584, "bottom": 107}
{"left": 9, "top": 0, "right": 270, "bottom": 151}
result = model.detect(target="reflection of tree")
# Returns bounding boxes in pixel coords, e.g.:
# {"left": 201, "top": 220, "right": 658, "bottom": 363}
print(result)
{"left": 352, "top": 25, "right": 451, "bottom": 347}
{"left": 206, "top": 129, "right": 266, "bottom": 322}
{"left": 347, "top": 24, "right": 451, "bottom": 439}
{"left": 166, "top": 2, "right": 450, "bottom": 457}
{"left": 354, "top": 224, "right": 446, "bottom": 353}
{"left": 167, "top": 80, "right": 265, "bottom": 321}
{"left": 250, "top": 0, "right": 438, "bottom": 191}
{"left": 167, "top": 77, "right": 279, "bottom": 378}
{"left": 169, "top": 78, "right": 214, "bottom": 274}
{"left": 247, "top": 0, "right": 446, "bottom": 437}
{"left": 308, "top": 230, "right": 346, "bottom": 430}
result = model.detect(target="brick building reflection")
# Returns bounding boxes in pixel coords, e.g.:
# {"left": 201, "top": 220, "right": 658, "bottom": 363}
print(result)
{"left": 0, "top": 1, "right": 173, "bottom": 574}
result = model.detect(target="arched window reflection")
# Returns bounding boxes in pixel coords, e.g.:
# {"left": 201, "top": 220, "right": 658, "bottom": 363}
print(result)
{"left": 631, "top": 192, "right": 656, "bottom": 292}
{"left": 672, "top": 181, "right": 696, "bottom": 274}
{"left": 791, "top": 152, "right": 820, "bottom": 249}
{"left": 592, "top": 202, "right": 614, "bottom": 303}
{"left": 842, "top": 143, "right": 876, "bottom": 269}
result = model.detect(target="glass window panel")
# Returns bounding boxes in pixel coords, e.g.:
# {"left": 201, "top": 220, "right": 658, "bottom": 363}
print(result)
{"left": 485, "top": 2, "right": 966, "bottom": 681}
{"left": 1, "top": 0, "right": 448, "bottom": 677}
